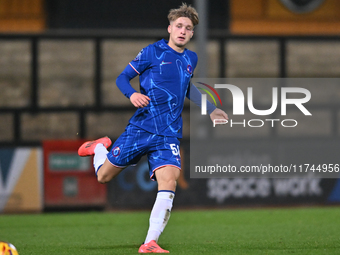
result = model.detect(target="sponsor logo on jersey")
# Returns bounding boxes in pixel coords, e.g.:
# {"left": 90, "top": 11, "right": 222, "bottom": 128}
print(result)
{"left": 160, "top": 60, "right": 172, "bottom": 66}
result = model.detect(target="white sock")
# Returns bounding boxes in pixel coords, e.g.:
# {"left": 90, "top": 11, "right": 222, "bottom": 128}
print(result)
{"left": 93, "top": 143, "right": 108, "bottom": 175}
{"left": 144, "top": 190, "right": 175, "bottom": 244}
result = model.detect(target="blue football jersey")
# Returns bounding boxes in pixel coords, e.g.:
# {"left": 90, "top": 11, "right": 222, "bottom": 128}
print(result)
{"left": 128, "top": 39, "right": 197, "bottom": 138}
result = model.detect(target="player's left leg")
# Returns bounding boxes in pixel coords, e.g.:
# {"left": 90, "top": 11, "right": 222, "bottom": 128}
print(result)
{"left": 154, "top": 166, "right": 180, "bottom": 192}
{"left": 139, "top": 166, "right": 180, "bottom": 253}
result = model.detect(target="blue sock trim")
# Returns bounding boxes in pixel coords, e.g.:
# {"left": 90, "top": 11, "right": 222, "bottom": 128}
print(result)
{"left": 95, "top": 164, "right": 103, "bottom": 177}
{"left": 158, "top": 190, "right": 175, "bottom": 194}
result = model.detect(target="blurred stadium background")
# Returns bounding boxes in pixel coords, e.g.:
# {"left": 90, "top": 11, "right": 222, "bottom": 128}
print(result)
{"left": 1, "top": 0, "right": 340, "bottom": 214}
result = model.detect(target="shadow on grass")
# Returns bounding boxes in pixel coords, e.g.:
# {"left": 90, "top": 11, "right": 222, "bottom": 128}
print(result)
{"left": 84, "top": 244, "right": 140, "bottom": 250}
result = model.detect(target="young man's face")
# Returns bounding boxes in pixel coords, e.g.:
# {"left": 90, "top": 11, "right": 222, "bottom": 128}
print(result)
{"left": 167, "top": 17, "right": 194, "bottom": 51}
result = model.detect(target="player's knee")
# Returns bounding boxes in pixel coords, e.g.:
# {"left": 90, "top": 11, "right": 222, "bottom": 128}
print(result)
{"left": 97, "top": 176, "right": 107, "bottom": 184}
{"left": 97, "top": 172, "right": 110, "bottom": 184}
{"left": 159, "top": 179, "right": 177, "bottom": 191}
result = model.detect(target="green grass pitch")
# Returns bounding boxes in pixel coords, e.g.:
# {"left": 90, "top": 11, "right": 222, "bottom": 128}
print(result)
{"left": 1, "top": 207, "right": 340, "bottom": 254}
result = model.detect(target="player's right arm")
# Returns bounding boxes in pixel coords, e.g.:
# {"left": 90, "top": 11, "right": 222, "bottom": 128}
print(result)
{"left": 116, "top": 65, "right": 150, "bottom": 108}
{"left": 116, "top": 47, "right": 152, "bottom": 108}
{"left": 130, "top": 92, "right": 150, "bottom": 108}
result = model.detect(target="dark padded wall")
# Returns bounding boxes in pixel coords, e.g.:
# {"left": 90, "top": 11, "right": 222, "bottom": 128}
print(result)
{"left": 45, "top": 0, "right": 229, "bottom": 29}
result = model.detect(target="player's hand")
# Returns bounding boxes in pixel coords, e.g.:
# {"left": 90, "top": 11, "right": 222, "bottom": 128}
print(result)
{"left": 130, "top": 92, "right": 151, "bottom": 108}
{"left": 210, "top": 108, "right": 228, "bottom": 123}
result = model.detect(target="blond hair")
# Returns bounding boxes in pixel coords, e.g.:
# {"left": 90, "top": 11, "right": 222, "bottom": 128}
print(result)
{"left": 168, "top": 3, "right": 199, "bottom": 27}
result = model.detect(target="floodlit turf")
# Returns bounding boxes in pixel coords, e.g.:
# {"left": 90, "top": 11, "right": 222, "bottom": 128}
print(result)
{"left": 1, "top": 207, "right": 340, "bottom": 254}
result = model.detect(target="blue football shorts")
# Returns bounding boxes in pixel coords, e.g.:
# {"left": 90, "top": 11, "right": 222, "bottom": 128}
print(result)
{"left": 107, "top": 124, "right": 181, "bottom": 180}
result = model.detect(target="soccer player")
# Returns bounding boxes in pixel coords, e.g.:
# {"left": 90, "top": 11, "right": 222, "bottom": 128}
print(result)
{"left": 78, "top": 3, "right": 228, "bottom": 253}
